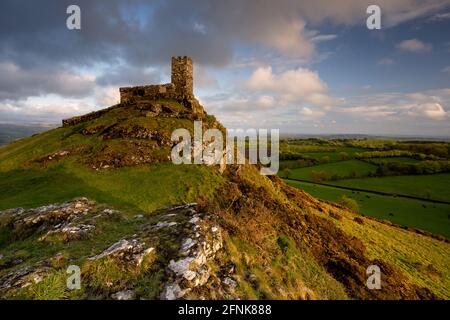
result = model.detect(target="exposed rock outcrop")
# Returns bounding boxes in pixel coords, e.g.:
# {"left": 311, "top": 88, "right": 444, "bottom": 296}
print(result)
{"left": 0, "top": 199, "right": 225, "bottom": 299}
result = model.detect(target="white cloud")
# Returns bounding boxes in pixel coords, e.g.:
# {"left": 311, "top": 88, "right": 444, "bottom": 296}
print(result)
{"left": 310, "top": 34, "right": 338, "bottom": 43}
{"left": 193, "top": 22, "right": 207, "bottom": 34}
{"left": 246, "top": 66, "right": 333, "bottom": 107}
{"left": 442, "top": 66, "right": 450, "bottom": 74}
{"left": 397, "top": 39, "right": 432, "bottom": 52}
{"left": 339, "top": 89, "right": 450, "bottom": 121}
{"left": 255, "top": 20, "right": 314, "bottom": 60}
{"left": 299, "top": 107, "right": 325, "bottom": 118}
{"left": 0, "top": 62, "right": 95, "bottom": 101}
{"left": 0, "top": 85, "right": 121, "bottom": 125}
{"left": 429, "top": 12, "right": 450, "bottom": 21}
{"left": 416, "top": 103, "right": 447, "bottom": 119}
{"left": 257, "top": 95, "right": 275, "bottom": 108}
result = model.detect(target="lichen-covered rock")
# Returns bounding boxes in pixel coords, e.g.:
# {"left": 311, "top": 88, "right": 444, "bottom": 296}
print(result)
{"left": 223, "top": 277, "right": 237, "bottom": 289}
{"left": 0, "top": 200, "right": 224, "bottom": 300}
{"left": 9, "top": 198, "right": 95, "bottom": 231}
{"left": 160, "top": 205, "right": 223, "bottom": 300}
{"left": 0, "top": 263, "right": 52, "bottom": 294}
{"left": 40, "top": 223, "right": 95, "bottom": 242}
{"left": 89, "top": 238, "right": 154, "bottom": 267}
{"left": 111, "top": 289, "right": 134, "bottom": 300}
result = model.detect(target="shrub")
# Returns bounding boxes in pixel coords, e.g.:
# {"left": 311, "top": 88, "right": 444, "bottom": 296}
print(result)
{"left": 321, "top": 156, "right": 331, "bottom": 163}
{"left": 338, "top": 195, "right": 359, "bottom": 213}
{"left": 280, "top": 168, "right": 292, "bottom": 179}
{"left": 338, "top": 152, "right": 350, "bottom": 160}
{"left": 310, "top": 170, "right": 329, "bottom": 182}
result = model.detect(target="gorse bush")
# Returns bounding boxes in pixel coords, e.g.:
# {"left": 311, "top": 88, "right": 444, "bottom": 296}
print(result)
{"left": 338, "top": 195, "right": 359, "bottom": 213}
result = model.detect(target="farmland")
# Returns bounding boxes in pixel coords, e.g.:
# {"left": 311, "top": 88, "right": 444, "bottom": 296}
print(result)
{"left": 279, "top": 138, "right": 450, "bottom": 238}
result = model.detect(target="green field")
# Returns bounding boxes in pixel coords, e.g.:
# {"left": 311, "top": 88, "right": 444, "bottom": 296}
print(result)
{"left": 279, "top": 138, "right": 450, "bottom": 238}
{"left": 368, "top": 157, "right": 421, "bottom": 164}
{"left": 288, "top": 160, "right": 377, "bottom": 180}
{"left": 286, "top": 179, "right": 450, "bottom": 238}
{"left": 331, "top": 173, "right": 450, "bottom": 203}
{"left": 301, "top": 147, "right": 366, "bottom": 160}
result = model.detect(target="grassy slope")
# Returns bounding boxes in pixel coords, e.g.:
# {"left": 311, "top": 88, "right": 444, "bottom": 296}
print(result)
{"left": 207, "top": 167, "right": 450, "bottom": 299}
{"left": 318, "top": 206, "right": 450, "bottom": 298}
{"left": 285, "top": 179, "right": 450, "bottom": 238}
{"left": 0, "top": 101, "right": 225, "bottom": 212}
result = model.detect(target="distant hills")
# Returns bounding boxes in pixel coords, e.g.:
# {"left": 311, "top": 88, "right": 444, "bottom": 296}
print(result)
{"left": 0, "top": 123, "right": 54, "bottom": 146}
{"left": 281, "top": 133, "right": 450, "bottom": 142}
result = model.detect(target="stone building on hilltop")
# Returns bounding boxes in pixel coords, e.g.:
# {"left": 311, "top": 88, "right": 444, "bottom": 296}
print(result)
{"left": 119, "top": 56, "right": 202, "bottom": 114}
{"left": 62, "top": 56, "right": 204, "bottom": 127}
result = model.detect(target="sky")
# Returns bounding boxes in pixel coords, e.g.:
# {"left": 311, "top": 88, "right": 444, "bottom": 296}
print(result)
{"left": 0, "top": 0, "right": 449, "bottom": 136}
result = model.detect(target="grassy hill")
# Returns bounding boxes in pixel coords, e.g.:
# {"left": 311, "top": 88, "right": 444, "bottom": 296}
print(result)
{"left": 0, "top": 100, "right": 449, "bottom": 300}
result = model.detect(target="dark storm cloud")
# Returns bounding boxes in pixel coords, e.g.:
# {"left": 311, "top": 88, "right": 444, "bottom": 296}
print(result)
{"left": 1, "top": 0, "right": 448, "bottom": 102}
{"left": 0, "top": 0, "right": 233, "bottom": 70}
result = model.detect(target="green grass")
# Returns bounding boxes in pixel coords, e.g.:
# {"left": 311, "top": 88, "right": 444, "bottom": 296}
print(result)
{"left": 223, "top": 236, "right": 348, "bottom": 300}
{"left": 287, "top": 160, "right": 377, "bottom": 180}
{"left": 285, "top": 179, "right": 450, "bottom": 238}
{"left": 330, "top": 173, "right": 450, "bottom": 203}
{"left": 0, "top": 162, "right": 224, "bottom": 213}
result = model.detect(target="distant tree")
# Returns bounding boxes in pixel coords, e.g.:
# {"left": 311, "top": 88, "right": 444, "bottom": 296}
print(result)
{"left": 310, "top": 170, "right": 329, "bottom": 182}
{"left": 281, "top": 168, "right": 292, "bottom": 179}
{"left": 338, "top": 152, "right": 350, "bottom": 161}
{"left": 321, "top": 156, "right": 331, "bottom": 163}
{"left": 338, "top": 195, "right": 359, "bottom": 213}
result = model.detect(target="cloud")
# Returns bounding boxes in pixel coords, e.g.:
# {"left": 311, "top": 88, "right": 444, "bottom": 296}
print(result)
{"left": 246, "top": 66, "right": 333, "bottom": 107}
{"left": 429, "top": 12, "right": 450, "bottom": 21}
{"left": 0, "top": 62, "right": 95, "bottom": 101}
{"left": 414, "top": 103, "right": 447, "bottom": 119}
{"left": 0, "top": 85, "right": 121, "bottom": 125}
{"left": 257, "top": 95, "right": 275, "bottom": 108}
{"left": 299, "top": 107, "right": 325, "bottom": 118}
{"left": 193, "top": 22, "right": 207, "bottom": 34}
{"left": 96, "top": 65, "right": 161, "bottom": 87}
{"left": 195, "top": 66, "right": 219, "bottom": 88}
{"left": 277, "top": 0, "right": 450, "bottom": 27}
{"left": 2, "top": 0, "right": 446, "bottom": 71}
{"left": 311, "top": 34, "right": 338, "bottom": 43}
{"left": 378, "top": 58, "right": 395, "bottom": 65}
{"left": 339, "top": 89, "right": 450, "bottom": 121}
{"left": 442, "top": 66, "right": 450, "bottom": 73}
{"left": 397, "top": 39, "right": 433, "bottom": 52}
